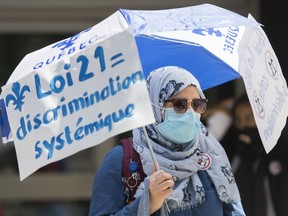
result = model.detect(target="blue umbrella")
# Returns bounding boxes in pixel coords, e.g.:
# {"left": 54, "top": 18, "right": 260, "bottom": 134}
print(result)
{"left": 119, "top": 5, "right": 288, "bottom": 155}
{"left": 120, "top": 4, "right": 259, "bottom": 90}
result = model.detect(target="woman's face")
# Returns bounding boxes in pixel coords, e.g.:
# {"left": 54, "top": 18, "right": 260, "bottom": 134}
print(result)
{"left": 234, "top": 102, "right": 256, "bottom": 130}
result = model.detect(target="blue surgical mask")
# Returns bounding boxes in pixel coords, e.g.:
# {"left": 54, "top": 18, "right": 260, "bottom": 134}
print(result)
{"left": 156, "top": 108, "right": 201, "bottom": 144}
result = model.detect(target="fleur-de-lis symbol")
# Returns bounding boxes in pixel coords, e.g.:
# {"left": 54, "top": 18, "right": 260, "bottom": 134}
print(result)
{"left": 52, "top": 27, "right": 93, "bottom": 51}
{"left": 192, "top": 27, "right": 222, "bottom": 37}
{"left": 5, "top": 82, "right": 30, "bottom": 112}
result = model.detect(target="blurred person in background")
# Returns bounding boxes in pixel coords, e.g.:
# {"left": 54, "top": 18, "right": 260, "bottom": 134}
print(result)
{"left": 221, "top": 93, "right": 288, "bottom": 216}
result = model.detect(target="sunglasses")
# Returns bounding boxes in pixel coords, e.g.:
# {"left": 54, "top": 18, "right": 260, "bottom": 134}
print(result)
{"left": 165, "top": 98, "right": 208, "bottom": 114}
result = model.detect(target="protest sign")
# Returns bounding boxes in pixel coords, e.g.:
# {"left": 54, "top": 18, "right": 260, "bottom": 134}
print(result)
{"left": 239, "top": 16, "right": 288, "bottom": 153}
{"left": 1, "top": 12, "right": 155, "bottom": 180}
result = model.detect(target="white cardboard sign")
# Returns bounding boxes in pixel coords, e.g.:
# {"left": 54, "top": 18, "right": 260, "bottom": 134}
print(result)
{"left": 1, "top": 12, "right": 155, "bottom": 180}
{"left": 240, "top": 21, "right": 288, "bottom": 153}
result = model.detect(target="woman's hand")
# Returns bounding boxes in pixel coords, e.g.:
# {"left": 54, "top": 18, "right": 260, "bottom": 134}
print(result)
{"left": 149, "top": 167, "right": 174, "bottom": 214}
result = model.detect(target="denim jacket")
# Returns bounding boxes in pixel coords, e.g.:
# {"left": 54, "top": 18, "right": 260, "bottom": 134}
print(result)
{"left": 89, "top": 145, "right": 245, "bottom": 216}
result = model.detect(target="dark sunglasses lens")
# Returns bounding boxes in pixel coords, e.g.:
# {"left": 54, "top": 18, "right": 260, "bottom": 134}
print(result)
{"left": 173, "top": 99, "right": 187, "bottom": 113}
{"left": 193, "top": 99, "right": 207, "bottom": 113}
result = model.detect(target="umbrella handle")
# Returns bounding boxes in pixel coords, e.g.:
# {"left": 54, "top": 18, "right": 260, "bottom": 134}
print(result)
{"left": 141, "top": 126, "right": 170, "bottom": 213}
{"left": 142, "top": 126, "right": 160, "bottom": 170}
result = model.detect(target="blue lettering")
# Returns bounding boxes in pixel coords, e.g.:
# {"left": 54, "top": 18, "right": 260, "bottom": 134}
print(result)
{"left": 75, "top": 117, "right": 84, "bottom": 140}
{"left": 112, "top": 109, "right": 124, "bottom": 123}
{"left": 50, "top": 75, "right": 66, "bottom": 93}
{"left": 60, "top": 97, "right": 68, "bottom": 117}
{"left": 125, "top": 104, "right": 135, "bottom": 117}
{"left": 109, "top": 77, "right": 118, "bottom": 96}
{"left": 64, "top": 126, "right": 73, "bottom": 144}
{"left": 35, "top": 74, "right": 52, "bottom": 99}
{"left": 78, "top": 55, "right": 93, "bottom": 81}
{"left": 132, "top": 70, "right": 144, "bottom": 82}
{"left": 58, "top": 52, "right": 65, "bottom": 60}
{"left": 43, "top": 137, "right": 55, "bottom": 159}
{"left": 89, "top": 35, "right": 98, "bottom": 44}
{"left": 34, "top": 62, "right": 44, "bottom": 70}
{"left": 43, "top": 110, "right": 53, "bottom": 124}
{"left": 79, "top": 42, "right": 86, "bottom": 50}
{"left": 94, "top": 46, "right": 106, "bottom": 72}
{"left": 66, "top": 71, "right": 73, "bottom": 86}
{"left": 104, "top": 115, "right": 112, "bottom": 131}
{"left": 55, "top": 132, "right": 65, "bottom": 150}
{"left": 122, "top": 77, "right": 131, "bottom": 89}
{"left": 68, "top": 47, "right": 76, "bottom": 55}
{"left": 16, "top": 117, "right": 27, "bottom": 140}
{"left": 21, "top": 72, "right": 143, "bottom": 140}
{"left": 36, "top": 70, "right": 74, "bottom": 99}
{"left": 33, "top": 113, "right": 42, "bottom": 129}
{"left": 46, "top": 56, "right": 56, "bottom": 65}
{"left": 101, "top": 86, "right": 110, "bottom": 100}
{"left": 34, "top": 103, "right": 136, "bottom": 160}
{"left": 74, "top": 126, "right": 84, "bottom": 140}
{"left": 223, "top": 27, "right": 240, "bottom": 54}
{"left": 35, "top": 141, "right": 42, "bottom": 159}
{"left": 33, "top": 34, "right": 100, "bottom": 71}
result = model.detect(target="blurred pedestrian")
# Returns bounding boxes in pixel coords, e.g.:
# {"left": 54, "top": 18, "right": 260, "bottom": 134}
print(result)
{"left": 221, "top": 93, "right": 288, "bottom": 216}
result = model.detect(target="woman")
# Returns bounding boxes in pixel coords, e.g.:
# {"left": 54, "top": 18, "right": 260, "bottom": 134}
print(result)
{"left": 89, "top": 66, "right": 245, "bottom": 216}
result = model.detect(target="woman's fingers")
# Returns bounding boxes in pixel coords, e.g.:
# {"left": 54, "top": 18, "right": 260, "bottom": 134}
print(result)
{"left": 159, "top": 178, "right": 174, "bottom": 191}
{"left": 149, "top": 169, "right": 174, "bottom": 214}
{"left": 150, "top": 170, "right": 174, "bottom": 190}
